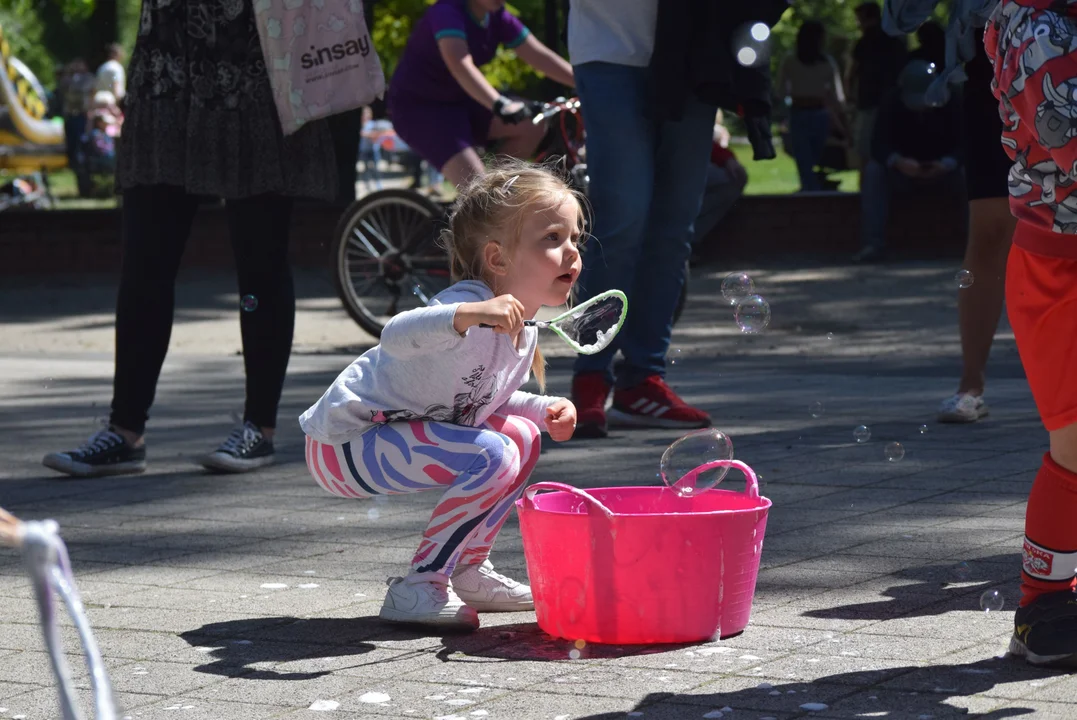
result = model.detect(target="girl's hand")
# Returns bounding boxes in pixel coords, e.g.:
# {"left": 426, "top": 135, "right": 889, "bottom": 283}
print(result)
{"left": 545, "top": 399, "right": 577, "bottom": 442}
{"left": 455, "top": 295, "right": 525, "bottom": 335}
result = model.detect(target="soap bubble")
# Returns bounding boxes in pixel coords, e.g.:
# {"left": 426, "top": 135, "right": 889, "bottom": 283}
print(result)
{"left": 241, "top": 294, "right": 259, "bottom": 312}
{"left": 955, "top": 269, "right": 974, "bottom": 289}
{"left": 853, "top": 425, "right": 871, "bottom": 443}
{"left": 732, "top": 22, "right": 771, "bottom": 68}
{"left": 734, "top": 295, "right": 771, "bottom": 333}
{"left": 367, "top": 508, "right": 380, "bottom": 521}
{"left": 980, "top": 589, "right": 1004, "bottom": 613}
{"left": 952, "top": 561, "right": 971, "bottom": 582}
{"left": 574, "top": 639, "right": 586, "bottom": 650}
{"left": 810, "top": 402, "right": 825, "bottom": 418}
{"left": 737, "top": 47, "right": 759, "bottom": 66}
{"left": 568, "top": 649, "right": 581, "bottom": 660}
{"left": 884, "top": 442, "right": 905, "bottom": 462}
{"left": 660, "top": 428, "right": 734, "bottom": 497}
{"left": 918, "top": 424, "right": 929, "bottom": 435}
{"left": 721, "top": 272, "right": 754, "bottom": 305}
{"left": 826, "top": 333, "right": 835, "bottom": 341}
{"left": 668, "top": 348, "right": 682, "bottom": 366}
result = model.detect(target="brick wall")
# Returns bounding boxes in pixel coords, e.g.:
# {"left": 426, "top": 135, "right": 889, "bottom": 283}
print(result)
{"left": 0, "top": 192, "right": 967, "bottom": 277}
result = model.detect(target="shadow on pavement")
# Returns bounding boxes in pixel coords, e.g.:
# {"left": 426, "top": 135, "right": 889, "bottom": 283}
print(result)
{"left": 570, "top": 658, "right": 1053, "bottom": 719}
{"left": 803, "top": 553, "right": 1022, "bottom": 622}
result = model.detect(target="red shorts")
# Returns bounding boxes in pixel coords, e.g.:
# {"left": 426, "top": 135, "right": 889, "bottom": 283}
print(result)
{"left": 1007, "top": 236, "right": 1077, "bottom": 431}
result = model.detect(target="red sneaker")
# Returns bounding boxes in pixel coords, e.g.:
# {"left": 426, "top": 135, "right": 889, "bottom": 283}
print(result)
{"left": 571, "top": 372, "right": 611, "bottom": 438}
{"left": 608, "top": 375, "right": 711, "bottom": 429}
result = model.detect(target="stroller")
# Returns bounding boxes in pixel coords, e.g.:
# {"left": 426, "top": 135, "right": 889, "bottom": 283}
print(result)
{"left": 0, "top": 170, "right": 52, "bottom": 211}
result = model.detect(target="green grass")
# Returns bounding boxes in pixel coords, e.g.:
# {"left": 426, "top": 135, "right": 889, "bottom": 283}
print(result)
{"left": 731, "top": 142, "right": 859, "bottom": 195}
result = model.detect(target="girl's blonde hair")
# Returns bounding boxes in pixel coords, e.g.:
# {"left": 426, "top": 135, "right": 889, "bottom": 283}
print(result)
{"left": 440, "top": 158, "right": 588, "bottom": 392}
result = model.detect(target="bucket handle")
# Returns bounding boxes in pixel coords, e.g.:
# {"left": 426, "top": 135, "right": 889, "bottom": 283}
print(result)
{"left": 678, "top": 459, "right": 761, "bottom": 499}
{"left": 522, "top": 482, "right": 614, "bottom": 518}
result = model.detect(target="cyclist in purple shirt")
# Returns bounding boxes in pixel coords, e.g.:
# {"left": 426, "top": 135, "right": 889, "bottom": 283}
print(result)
{"left": 389, "top": 0, "right": 574, "bottom": 186}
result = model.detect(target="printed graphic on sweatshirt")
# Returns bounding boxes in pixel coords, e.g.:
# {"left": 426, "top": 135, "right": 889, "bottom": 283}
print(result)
{"left": 370, "top": 364, "right": 497, "bottom": 426}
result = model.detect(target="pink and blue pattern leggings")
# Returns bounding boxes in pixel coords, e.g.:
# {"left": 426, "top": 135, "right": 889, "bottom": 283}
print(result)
{"left": 305, "top": 414, "right": 540, "bottom": 577}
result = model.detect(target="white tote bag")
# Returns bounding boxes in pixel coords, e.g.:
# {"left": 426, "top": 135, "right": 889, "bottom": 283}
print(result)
{"left": 254, "top": 0, "right": 386, "bottom": 135}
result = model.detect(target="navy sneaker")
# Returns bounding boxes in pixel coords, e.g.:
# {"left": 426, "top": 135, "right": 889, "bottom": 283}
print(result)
{"left": 42, "top": 429, "right": 147, "bottom": 478}
{"left": 1010, "top": 590, "right": 1077, "bottom": 667}
{"left": 199, "top": 421, "right": 275, "bottom": 473}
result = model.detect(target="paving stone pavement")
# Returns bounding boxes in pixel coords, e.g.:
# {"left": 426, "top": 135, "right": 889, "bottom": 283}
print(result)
{"left": 1, "top": 261, "right": 1073, "bottom": 720}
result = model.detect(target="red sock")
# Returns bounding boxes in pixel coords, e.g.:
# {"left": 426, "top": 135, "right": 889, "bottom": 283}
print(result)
{"left": 1020, "top": 452, "right": 1077, "bottom": 607}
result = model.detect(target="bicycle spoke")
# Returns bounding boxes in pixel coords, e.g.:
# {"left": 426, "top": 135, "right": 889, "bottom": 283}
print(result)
{"left": 357, "top": 217, "right": 398, "bottom": 253}
{"left": 371, "top": 205, "right": 399, "bottom": 252}
{"left": 349, "top": 228, "right": 383, "bottom": 259}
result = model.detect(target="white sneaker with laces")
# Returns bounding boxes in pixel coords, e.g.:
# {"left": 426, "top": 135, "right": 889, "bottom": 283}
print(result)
{"left": 937, "top": 393, "right": 989, "bottom": 423}
{"left": 451, "top": 560, "right": 534, "bottom": 612}
{"left": 378, "top": 574, "right": 479, "bottom": 630}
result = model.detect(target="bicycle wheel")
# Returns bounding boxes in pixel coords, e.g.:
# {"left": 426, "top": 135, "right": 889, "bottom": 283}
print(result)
{"left": 331, "top": 189, "right": 452, "bottom": 338}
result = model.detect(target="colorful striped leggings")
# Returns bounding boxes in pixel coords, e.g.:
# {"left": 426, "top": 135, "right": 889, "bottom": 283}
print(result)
{"left": 305, "top": 414, "right": 541, "bottom": 577}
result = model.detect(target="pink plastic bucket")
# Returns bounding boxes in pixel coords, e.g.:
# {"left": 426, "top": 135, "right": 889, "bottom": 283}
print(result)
{"left": 515, "top": 459, "right": 770, "bottom": 645}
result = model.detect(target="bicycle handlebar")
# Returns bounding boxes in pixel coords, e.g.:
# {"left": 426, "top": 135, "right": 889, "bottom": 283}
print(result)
{"left": 532, "top": 97, "right": 581, "bottom": 125}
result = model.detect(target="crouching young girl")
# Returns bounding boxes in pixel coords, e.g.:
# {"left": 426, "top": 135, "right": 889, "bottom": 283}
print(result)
{"left": 299, "top": 162, "right": 581, "bottom": 630}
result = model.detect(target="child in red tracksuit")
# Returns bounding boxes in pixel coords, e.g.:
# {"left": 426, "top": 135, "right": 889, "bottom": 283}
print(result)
{"left": 987, "top": 0, "right": 1077, "bottom": 666}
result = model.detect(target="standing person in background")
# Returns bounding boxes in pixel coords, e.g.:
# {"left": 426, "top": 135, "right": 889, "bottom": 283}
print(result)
{"left": 777, "top": 20, "right": 848, "bottom": 192}
{"left": 881, "top": 0, "right": 1016, "bottom": 423}
{"left": 847, "top": 1, "right": 908, "bottom": 181}
{"left": 95, "top": 44, "right": 126, "bottom": 106}
{"left": 567, "top": 0, "right": 716, "bottom": 437}
{"left": 937, "top": 28, "right": 1015, "bottom": 423}
{"left": 60, "top": 59, "right": 95, "bottom": 196}
{"left": 42, "top": 0, "right": 339, "bottom": 478}
{"left": 854, "top": 59, "right": 964, "bottom": 262}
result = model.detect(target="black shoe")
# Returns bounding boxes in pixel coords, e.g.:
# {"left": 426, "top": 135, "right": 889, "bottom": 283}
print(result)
{"left": 200, "top": 421, "right": 275, "bottom": 473}
{"left": 1010, "top": 590, "right": 1077, "bottom": 667}
{"left": 42, "top": 429, "right": 147, "bottom": 478}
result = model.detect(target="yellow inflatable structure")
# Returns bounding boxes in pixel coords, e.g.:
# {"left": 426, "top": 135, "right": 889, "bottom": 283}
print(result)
{"left": 0, "top": 21, "right": 67, "bottom": 172}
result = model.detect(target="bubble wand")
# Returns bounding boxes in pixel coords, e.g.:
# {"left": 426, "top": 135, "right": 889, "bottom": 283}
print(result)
{"left": 480, "top": 289, "right": 628, "bottom": 354}
{"left": 0, "top": 507, "right": 117, "bottom": 720}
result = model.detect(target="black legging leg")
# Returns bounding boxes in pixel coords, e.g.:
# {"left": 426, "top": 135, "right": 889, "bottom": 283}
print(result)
{"left": 110, "top": 185, "right": 201, "bottom": 435}
{"left": 225, "top": 194, "right": 296, "bottom": 431}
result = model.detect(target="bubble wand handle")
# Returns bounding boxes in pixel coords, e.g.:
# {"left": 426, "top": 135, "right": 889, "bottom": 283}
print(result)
{"left": 478, "top": 320, "right": 543, "bottom": 328}
{"left": 676, "top": 459, "right": 760, "bottom": 499}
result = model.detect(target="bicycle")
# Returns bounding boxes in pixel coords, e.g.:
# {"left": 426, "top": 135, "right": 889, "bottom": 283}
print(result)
{"left": 331, "top": 96, "right": 687, "bottom": 338}
{"left": 331, "top": 97, "right": 586, "bottom": 338}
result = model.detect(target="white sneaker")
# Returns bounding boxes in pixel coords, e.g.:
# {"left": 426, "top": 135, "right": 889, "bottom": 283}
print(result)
{"left": 378, "top": 574, "right": 479, "bottom": 630}
{"left": 937, "top": 393, "right": 989, "bottom": 423}
{"left": 451, "top": 560, "right": 534, "bottom": 612}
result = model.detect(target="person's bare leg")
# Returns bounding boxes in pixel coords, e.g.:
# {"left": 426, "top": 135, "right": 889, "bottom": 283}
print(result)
{"left": 956, "top": 197, "right": 1017, "bottom": 394}
{"left": 487, "top": 116, "right": 546, "bottom": 160}
{"left": 441, "top": 147, "right": 486, "bottom": 188}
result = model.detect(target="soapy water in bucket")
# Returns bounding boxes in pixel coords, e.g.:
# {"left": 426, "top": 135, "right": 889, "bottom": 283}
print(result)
{"left": 659, "top": 429, "right": 734, "bottom": 497}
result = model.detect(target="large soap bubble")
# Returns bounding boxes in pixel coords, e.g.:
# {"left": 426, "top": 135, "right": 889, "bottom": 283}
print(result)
{"left": 659, "top": 429, "right": 734, "bottom": 497}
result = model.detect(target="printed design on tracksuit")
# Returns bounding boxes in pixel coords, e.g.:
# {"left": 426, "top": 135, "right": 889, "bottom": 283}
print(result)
{"left": 305, "top": 413, "right": 540, "bottom": 576}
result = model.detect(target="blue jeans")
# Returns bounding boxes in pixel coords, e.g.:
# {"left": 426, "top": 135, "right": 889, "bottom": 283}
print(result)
{"left": 860, "top": 159, "right": 966, "bottom": 250}
{"left": 572, "top": 62, "right": 717, "bottom": 388}
{"left": 789, "top": 108, "right": 829, "bottom": 192}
